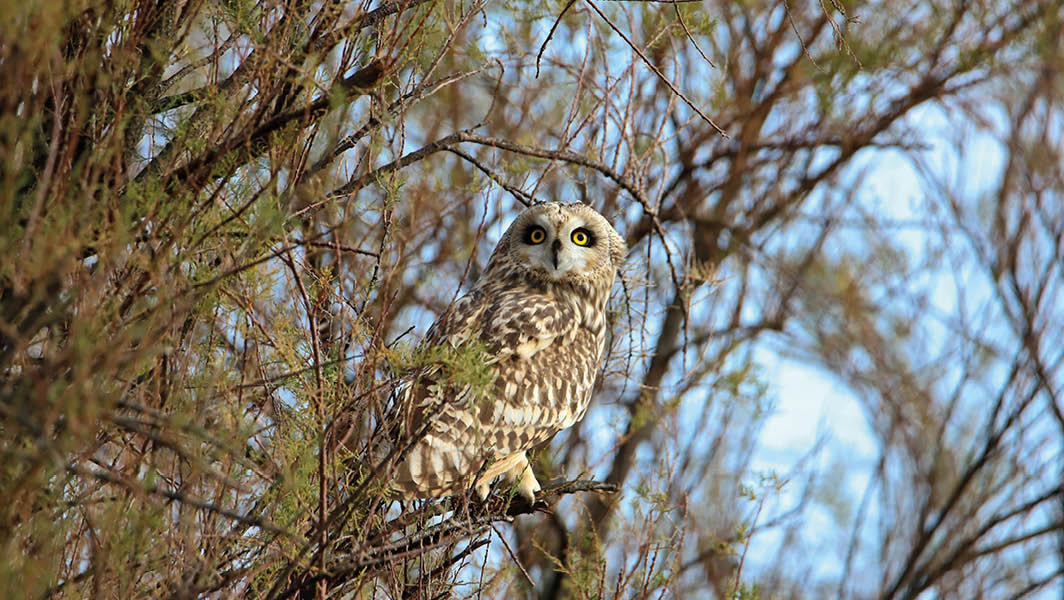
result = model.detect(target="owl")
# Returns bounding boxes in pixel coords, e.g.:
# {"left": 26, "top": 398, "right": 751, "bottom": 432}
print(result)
{"left": 387, "top": 201, "right": 626, "bottom": 502}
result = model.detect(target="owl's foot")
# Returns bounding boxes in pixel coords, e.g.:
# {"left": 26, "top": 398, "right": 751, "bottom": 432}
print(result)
{"left": 474, "top": 452, "right": 524, "bottom": 501}
{"left": 511, "top": 462, "right": 541, "bottom": 503}
{"left": 503, "top": 452, "right": 540, "bottom": 503}
{"left": 475, "top": 480, "right": 491, "bottom": 502}
{"left": 473, "top": 452, "right": 540, "bottom": 503}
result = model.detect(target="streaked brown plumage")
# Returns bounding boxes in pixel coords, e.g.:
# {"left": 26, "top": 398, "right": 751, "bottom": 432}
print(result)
{"left": 389, "top": 201, "right": 625, "bottom": 501}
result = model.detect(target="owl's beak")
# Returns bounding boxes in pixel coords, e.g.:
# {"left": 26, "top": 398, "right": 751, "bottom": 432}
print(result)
{"left": 550, "top": 239, "right": 561, "bottom": 269}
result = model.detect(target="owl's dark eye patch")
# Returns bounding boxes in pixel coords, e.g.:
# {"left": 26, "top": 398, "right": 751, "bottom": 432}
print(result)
{"left": 570, "top": 228, "right": 595, "bottom": 247}
{"left": 524, "top": 225, "right": 547, "bottom": 245}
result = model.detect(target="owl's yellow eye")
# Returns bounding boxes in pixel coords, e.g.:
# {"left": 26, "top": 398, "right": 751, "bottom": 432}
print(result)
{"left": 571, "top": 228, "right": 592, "bottom": 246}
{"left": 527, "top": 226, "right": 546, "bottom": 244}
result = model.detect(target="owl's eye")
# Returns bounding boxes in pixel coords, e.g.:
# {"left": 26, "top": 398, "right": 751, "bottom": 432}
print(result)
{"left": 525, "top": 226, "right": 547, "bottom": 244}
{"left": 571, "top": 228, "right": 594, "bottom": 247}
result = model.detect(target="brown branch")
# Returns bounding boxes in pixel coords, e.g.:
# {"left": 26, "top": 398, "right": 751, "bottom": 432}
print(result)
{"left": 151, "top": 60, "right": 386, "bottom": 192}
{"left": 306, "top": 67, "right": 491, "bottom": 179}
{"left": 445, "top": 147, "right": 536, "bottom": 206}
{"left": 327, "top": 124, "right": 484, "bottom": 199}
{"left": 672, "top": 0, "right": 716, "bottom": 69}
{"left": 452, "top": 131, "right": 649, "bottom": 206}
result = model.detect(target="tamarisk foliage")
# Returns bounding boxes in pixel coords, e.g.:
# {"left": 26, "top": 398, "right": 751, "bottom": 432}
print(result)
{"left": 1, "top": 0, "right": 1061, "bottom": 598}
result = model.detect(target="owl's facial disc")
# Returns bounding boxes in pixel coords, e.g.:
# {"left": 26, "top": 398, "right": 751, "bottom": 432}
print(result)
{"left": 519, "top": 217, "right": 595, "bottom": 280}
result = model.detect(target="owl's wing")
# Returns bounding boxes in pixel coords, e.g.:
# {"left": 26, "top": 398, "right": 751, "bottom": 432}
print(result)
{"left": 422, "top": 293, "right": 483, "bottom": 349}
{"left": 479, "top": 288, "right": 576, "bottom": 360}
{"left": 389, "top": 287, "right": 571, "bottom": 451}
{"left": 425, "top": 287, "right": 576, "bottom": 361}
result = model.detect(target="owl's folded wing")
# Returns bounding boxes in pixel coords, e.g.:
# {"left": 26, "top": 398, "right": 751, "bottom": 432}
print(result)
{"left": 483, "top": 290, "right": 576, "bottom": 361}
{"left": 425, "top": 287, "right": 576, "bottom": 363}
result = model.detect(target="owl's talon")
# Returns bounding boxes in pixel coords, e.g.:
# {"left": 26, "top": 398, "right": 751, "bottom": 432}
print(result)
{"left": 504, "top": 455, "right": 540, "bottom": 503}
{"left": 516, "top": 467, "right": 541, "bottom": 503}
{"left": 475, "top": 481, "right": 491, "bottom": 501}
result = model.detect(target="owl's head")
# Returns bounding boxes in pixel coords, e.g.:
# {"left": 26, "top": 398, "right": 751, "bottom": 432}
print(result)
{"left": 494, "top": 202, "right": 626, "bottom": 285}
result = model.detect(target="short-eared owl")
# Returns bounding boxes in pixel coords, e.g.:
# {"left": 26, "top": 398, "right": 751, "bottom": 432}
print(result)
{"left": 390, "top": 201, "right": 626, "bottom": 502}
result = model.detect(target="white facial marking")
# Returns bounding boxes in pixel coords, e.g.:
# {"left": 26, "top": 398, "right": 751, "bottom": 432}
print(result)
{"left": 519, "top": 215, "right": 593, "bottom": 280}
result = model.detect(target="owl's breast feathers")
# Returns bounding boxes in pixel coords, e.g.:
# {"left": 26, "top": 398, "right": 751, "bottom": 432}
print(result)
{"left": 425, "top": 269, "right": 609, "bottom": 361}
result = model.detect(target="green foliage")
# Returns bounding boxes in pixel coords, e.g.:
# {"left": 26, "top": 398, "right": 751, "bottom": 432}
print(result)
{"left": 2, "top": 0, "right": 1062, "bottom": 598}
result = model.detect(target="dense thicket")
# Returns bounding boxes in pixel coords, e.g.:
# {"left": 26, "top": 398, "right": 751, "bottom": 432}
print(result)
{"left": 1, "top": 1, "right": 1062, "bottom": 598}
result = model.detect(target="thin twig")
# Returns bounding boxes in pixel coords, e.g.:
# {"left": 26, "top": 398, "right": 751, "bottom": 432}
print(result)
{"left": 279, "top": 247, "right": 330, "bottom": 599}
{"left": 537, "top": 0, "right": 578, "bottom": 78}
{"left": 446, "top": 147, "right": 536, "bottom": 206}
{"left": 68, "top": 464, "right": 300, "bottom": 540}
{"left": 327, "top": 123, "right": 485, "bottom": 198}
{"left": 584, "top": 0, "right": 728, "bottom": 137}
{"left": 491, "top": 524, "right": 536, "bottom": 588}
{"left": 671, "top": 0, "right": 716, "bottom": 68}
